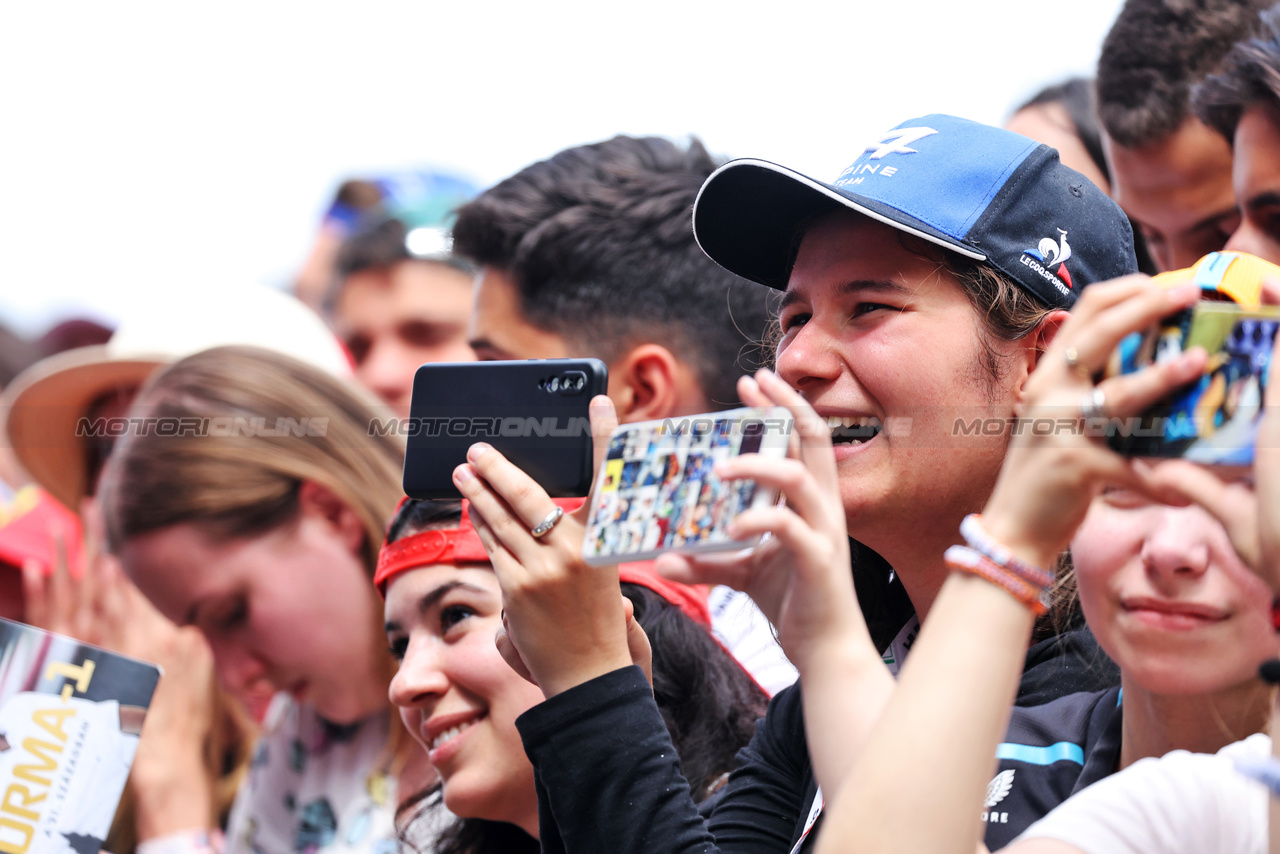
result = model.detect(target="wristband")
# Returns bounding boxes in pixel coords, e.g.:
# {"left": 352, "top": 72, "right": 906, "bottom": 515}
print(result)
{"left": 945, "top": 545, "right": 1050, "bottom": 616}
{"left": 960, "top": 515, "right": 1056, "bottom": 589}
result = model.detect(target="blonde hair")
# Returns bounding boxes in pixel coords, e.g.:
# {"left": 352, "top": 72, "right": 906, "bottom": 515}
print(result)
{"left": 100, "top": 345, "right": 403, "bottom": 564}
{"left": 99, "top": 346, "right": 413, "bottom": 762}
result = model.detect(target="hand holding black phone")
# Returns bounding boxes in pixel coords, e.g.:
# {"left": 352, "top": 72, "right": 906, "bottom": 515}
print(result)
{"left": 401, "top": 359, "right": 608, "bottom": 499}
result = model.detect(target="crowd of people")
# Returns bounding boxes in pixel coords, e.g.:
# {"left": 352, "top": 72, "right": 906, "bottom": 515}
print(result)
{"left": 5, "top": 0, "right": 1280, "bottom": 852}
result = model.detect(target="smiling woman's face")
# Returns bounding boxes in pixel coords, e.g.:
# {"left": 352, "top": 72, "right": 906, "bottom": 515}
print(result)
{"left": 1071, "top": 489, "right": 1275, "bottom": 696}
{"left": 774, "top": 211, "right": 1028, "bottom": 552}
{"left": 385, "top": 563, "right": 544, "bottom": 836}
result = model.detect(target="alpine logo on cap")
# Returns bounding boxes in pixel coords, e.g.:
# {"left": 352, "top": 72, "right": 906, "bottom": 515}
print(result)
{"left": 836, "top": 126, "right": 939, "bottom": 187}
{"left": 864, "top": 127, "right": 939, "bottom": 160}
{"left": 1018, "top": 228, "right": 1074, "bottom": 296}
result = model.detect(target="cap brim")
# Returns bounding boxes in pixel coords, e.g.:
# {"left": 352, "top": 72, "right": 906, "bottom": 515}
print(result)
{"left": 692, "top": 159, "right": 985, "bottom": 290}
{"left": 0, "top": 347, "right": 163, "bottom": 511}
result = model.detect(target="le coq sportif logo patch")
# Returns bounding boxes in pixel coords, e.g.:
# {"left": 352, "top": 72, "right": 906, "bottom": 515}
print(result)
{"left": 1019, "top": 228, "right": 1074, "bottom": 296}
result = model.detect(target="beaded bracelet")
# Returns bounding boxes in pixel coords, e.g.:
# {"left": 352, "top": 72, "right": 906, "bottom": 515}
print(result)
{"left": 960, "top": 514, "right": 1056, "bottom": 589}
{"left": 944, "top": 545, "right": 1050, "bottom": 616}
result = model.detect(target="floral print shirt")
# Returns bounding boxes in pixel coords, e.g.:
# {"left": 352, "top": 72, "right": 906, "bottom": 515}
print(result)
{"left": 224, "top": 696, "right": 398, "bottom": 854}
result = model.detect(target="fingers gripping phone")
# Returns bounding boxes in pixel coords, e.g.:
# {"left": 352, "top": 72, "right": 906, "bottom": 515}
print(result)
{"left": 401, "top": 359, "right": 608, "bottom": 499}
{"left": 581, "top": 407, "right": 793, "bottom": 566}
{"left": 1105, "top": 252, "right": 1280, "bottom": 466}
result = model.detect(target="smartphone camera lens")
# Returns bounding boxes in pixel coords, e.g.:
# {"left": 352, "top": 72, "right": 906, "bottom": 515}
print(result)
{"left": 548, "top": 377, "right": 560, "bottom": 392}
{"left": 559, "top": 371, "right": 587, "bottom": 395}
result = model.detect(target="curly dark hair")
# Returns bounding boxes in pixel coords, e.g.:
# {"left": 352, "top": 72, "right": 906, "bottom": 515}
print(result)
{"left": 1194, "top": 7, "right": 1280, "bottom": 141}
{"left": 1097, "top": 0, "right": 1271, "bottom": 147}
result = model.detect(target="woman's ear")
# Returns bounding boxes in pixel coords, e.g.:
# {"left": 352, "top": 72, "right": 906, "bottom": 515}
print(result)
{"left": 1018, "top": 309, "right": 1073, "bottom": 394}
{"left": 298, "top": 480, "right": 366, "bottom": 555}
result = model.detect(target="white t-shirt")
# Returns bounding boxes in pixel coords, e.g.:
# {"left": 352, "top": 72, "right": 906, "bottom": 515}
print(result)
{"left": 707, "top": 585, "right": 798, "bottom": 696}
{"left": 1013, "top": 733, "right": 1270, "bottom": 854}
{"left": 0, "top": 691, "right": 137, "bottom": 854}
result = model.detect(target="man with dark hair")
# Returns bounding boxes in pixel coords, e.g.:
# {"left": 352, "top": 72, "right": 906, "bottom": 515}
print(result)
{"left": 331, "top": 213, "right": 477, "bottom": 417}
{"left": 1195, "top": 6, "right": 1280, "bottom": 265}
{"left": 1096, "top": 0, "right": 1269, "bottom": 270}
{"left": 452, "top": 135, "right": 779, "bottom": 417}
{"left": 452, "top": 135, "right": 796, "bottom": 694}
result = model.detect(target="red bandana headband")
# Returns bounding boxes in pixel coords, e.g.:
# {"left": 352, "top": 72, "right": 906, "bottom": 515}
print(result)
{"left": 374, "top": 497, "right": 711, "bottom": 628}
{"left": 374, "top": 498, "right": 586, "bottom": 597}
{"left": 375, "top": 498, "right": 489, "bottom": 596}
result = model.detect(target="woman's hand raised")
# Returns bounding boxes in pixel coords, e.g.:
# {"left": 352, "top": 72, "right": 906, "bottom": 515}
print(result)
{"left": 980, "top": 276, "right": 1206, "bottom": 567}
{"left": 655, "top": 368, "right": 868, "bottom": 670}
{"left": 455, "top": 395, "right": 641, "bottom": 698}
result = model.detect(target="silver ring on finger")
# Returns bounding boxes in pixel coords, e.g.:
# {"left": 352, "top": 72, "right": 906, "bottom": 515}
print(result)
{"left": 530, "top": 506, "right": 565, "bottom": 538}
{"left": 1079, "top": 387, "right": 1107, "bottom": 422}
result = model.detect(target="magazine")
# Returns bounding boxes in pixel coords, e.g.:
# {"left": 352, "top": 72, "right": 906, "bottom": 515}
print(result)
{"left": 0, "top": 617, "right": 160, "bottom": 854}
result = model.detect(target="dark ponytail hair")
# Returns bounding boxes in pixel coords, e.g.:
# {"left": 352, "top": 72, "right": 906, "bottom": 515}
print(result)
{"left": 624, "top": 583, "right": 768, "bottom": 800}
{"left": 388, "top": 499, "right": 769, "bottom": 852}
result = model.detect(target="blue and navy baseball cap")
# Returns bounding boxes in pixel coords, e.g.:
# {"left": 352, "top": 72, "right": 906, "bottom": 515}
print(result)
{"left": 692, "top": 114, "right": 1137, "bottom": 308}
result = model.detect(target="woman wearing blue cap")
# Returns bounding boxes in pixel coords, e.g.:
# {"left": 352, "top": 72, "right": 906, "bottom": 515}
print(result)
{"left": 450, "top": 115, "right": 1220, "bottom": 852}
{"left": 792, "top": 275, "right": 1280, "bottom": 854}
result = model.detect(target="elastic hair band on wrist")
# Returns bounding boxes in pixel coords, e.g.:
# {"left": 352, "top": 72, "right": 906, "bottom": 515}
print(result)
{"left": 945, "top": 545, "right": 1050, "bottom": 616}
{"left": 960, "top": 515, "right": 1056, "bottom": 589}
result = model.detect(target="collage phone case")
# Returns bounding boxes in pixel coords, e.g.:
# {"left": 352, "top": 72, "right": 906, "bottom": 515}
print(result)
{"left": 581, "top": 407, "right": 792, "bottom": 566}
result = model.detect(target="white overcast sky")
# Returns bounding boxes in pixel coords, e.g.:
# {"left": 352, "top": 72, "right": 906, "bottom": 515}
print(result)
{"left": 0, "top": 0, "right": 1125, "bottom": 336}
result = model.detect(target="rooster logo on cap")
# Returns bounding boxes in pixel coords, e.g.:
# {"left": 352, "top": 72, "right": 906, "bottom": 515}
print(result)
{"left": 1028, "top": 228, "right": 1074, "bottom": 289}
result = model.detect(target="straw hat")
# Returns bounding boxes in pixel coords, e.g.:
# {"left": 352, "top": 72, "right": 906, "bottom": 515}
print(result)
{"left": 1, "top": 286, "right": 353, "bottom": 511}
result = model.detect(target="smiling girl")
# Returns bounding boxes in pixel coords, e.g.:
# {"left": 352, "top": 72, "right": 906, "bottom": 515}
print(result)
{"left": 803, "top": 275, "right": 1279, "bottom": 852}
{"left": 376, "top": 498, "right": 769, "bottom": 853}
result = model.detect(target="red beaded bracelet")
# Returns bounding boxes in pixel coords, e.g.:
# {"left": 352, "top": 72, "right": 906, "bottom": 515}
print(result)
{"left": 960, "top": 514, "right": 1056, "bottom": 589}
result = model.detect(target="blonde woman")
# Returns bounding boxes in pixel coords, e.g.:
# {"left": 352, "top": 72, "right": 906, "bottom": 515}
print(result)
{"left": 98, "top": 346, "right": 434, "bottom": 854}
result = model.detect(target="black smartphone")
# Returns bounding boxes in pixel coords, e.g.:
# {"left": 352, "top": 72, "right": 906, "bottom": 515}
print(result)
{"left": 401, "top": 359, "right": 608, "bottom": 499}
